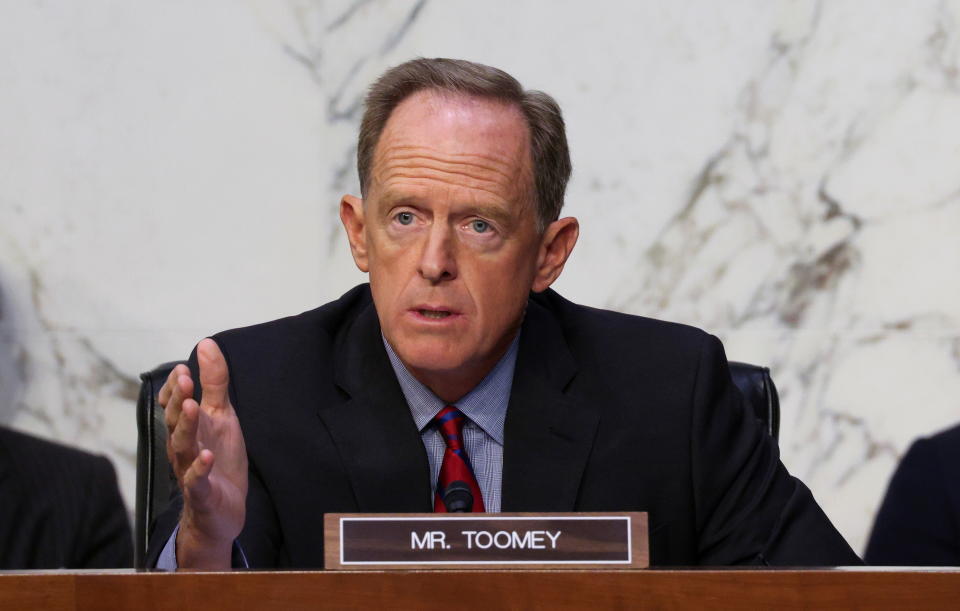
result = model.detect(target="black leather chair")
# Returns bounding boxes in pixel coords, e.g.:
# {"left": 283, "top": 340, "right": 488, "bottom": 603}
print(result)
{"left": 134, "top": 361, "right": 184, "bottom": 568}
{"left": 729, "top": 361, "right": 780, "bottom": 440}
{"left": 133, "top": 359, "right": 780, "bottom": 567}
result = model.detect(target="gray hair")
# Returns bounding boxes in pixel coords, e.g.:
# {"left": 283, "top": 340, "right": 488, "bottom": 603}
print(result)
{"left": 358, "top": 58, "right": 571, "bottom": 231}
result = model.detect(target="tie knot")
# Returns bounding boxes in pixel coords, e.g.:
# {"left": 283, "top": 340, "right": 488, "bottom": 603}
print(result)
{"left": 433, "top": 405, "right": 466, "bottom": 451}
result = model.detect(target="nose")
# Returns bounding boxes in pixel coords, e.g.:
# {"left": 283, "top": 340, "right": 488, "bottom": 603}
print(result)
{"left": 418, "top": 223, "right": 457, "bottom": 283}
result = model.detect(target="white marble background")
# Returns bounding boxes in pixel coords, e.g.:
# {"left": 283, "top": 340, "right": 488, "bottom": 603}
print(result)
{"left": 1, "top": 0, "right": 958, "bottom": 556}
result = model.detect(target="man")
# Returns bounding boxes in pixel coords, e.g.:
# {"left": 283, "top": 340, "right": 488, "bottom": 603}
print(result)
{"left": 865, "top": 423, "right": 960, "bottom": 565}
{"left": 0, "top": 425, "right": 133, "bottom": 568}
{"left": 148, "top": 58, "right": 859, "bottom": 568}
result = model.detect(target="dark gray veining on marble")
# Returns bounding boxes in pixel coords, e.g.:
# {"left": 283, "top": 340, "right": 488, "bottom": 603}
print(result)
{"left": 0, "top": 238, "right": 140, "bottom": 443}
{"left": 377, "top": 0, "right": 426, "bottom": 55}
{"left": 326, "top": 0, "right": 377, "bottom": 33}
{"left": 270, "top": 0, "right": 430, "bottom": 253}
{"left": 26, "top": 269, "right": 139, "bottom": 413}
{"left": 609, "top": 0, "right": 960, "bottom": 511}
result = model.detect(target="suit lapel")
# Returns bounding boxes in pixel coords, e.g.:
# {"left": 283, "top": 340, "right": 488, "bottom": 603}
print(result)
{"left": 501, "top": 296, "right": 600, "bottom": 512}
{"left": 317, "top": 301, "right": 432, "bottom": 512}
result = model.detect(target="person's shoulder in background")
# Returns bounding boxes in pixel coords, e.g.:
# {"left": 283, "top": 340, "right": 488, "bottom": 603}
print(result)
{"left": 865, "top": 423, "right": 960, "bottom": 565}
{"left": 0, "top": 425, "right": 133, "bottom": 569}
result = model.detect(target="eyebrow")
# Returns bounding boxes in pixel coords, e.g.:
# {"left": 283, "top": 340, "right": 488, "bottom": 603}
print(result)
{"left": 468, "top": 203, "right": 515, "bottom": 227}
{"left": 377, "top": 192, "right": 418, "bottom": 209}
{"left": 378, "top": 192, "right": 519, "bottom": 227}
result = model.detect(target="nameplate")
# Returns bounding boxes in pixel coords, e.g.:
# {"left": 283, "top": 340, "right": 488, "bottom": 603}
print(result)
{"left": 323, "top": 512, "right": 647, "bottom": 570}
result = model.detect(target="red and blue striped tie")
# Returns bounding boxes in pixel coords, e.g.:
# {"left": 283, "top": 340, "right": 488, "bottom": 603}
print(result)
{"left": 433, "top": 405, "right": 485, "bottom": 512}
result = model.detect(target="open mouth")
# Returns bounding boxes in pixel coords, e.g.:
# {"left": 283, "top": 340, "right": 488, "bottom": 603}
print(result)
{"left": 418, "top": 309, "right": 453, "bottom": 319}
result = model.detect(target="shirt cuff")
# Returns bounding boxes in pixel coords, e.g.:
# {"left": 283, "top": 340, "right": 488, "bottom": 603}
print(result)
{"left": 154, "top": 524, "right": 250, "bottom": 570}
{"left": 155, "top": 525, "right": 179, "bottom": 571}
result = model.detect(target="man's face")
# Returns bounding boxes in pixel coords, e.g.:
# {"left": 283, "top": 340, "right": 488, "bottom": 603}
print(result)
{"left": 341, "top": 90, "right": 570, "bottom": 398}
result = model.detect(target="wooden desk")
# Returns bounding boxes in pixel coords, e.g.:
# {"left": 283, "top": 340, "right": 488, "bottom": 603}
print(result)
{"left": 2, "top": 569, "right": 958, "bottom": 610}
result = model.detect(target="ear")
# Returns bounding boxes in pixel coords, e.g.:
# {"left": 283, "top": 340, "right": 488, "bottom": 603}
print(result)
{"left": 532, "top": 217, "right": 579, "bottom": 293}
{"left": 340, "top": 194, "right": 369, "bottom": 272}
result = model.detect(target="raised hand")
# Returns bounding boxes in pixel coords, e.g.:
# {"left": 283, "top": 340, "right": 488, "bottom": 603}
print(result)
{"left": 159, "top": 338, "right": 248, "bottom": 568}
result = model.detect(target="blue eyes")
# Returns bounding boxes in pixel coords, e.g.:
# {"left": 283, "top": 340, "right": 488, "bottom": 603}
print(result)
{"left": 392, "top": 212, "right": 492, "bottom": 235}
{"left": 470, "top": 220, "right": 490, "bottom": 233}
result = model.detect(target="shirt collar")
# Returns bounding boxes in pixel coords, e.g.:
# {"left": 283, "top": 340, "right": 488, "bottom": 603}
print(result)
{"left": 383, "top": 334, "right": 520, "bottom": 445}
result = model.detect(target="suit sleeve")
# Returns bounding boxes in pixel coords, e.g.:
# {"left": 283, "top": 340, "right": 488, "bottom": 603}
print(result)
{"left": 74, "top": 455, "right": 134, "bottom": 568}
{"left": 691, "top": 334, "right": 861, "bottom": 565}
{"left": 144, "top": 487, "right": 183, "bottom": 567}
{"left": 864, "top": 438, "right": 960, "bottom": 565}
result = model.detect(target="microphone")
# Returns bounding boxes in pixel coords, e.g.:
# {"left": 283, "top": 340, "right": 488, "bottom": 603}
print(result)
{"left": 442, "top": 480, "right": 473, "bottom": 512}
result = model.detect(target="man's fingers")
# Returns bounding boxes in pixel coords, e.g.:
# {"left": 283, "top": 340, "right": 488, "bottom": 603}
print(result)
{"left": 159, "top": 364, "right": 191, "bottom": 406}
{"left": 183, "top": 449, "right": 215, "bottom": 503}
{"left": 169, "top": 399, "right": 201, "bottom": 475}
{"left": 197, "top": 338, "right": 231, "bottom": 411}
{"left": 158, "top": 368, "right": 176, "bottom": 406}
{"left": 163, "top": 372, "right": 194, "bottom": 433}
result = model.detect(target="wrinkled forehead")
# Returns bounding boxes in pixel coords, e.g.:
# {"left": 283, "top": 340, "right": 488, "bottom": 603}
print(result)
{"left": 369, "top": 90, "right": 534, "bottom": 200}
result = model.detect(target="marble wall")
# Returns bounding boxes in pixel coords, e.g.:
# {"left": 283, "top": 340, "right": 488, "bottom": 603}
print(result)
{"left": 1, "top": 0, "right": 958, "bottom": 555}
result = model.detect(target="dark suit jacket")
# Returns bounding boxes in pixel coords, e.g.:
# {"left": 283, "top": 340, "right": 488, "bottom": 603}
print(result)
{"left": 0, "top": 426, "right": 133, "bottom": 569}
{"left": 865, "top": 423, "right": 960, "bottom": 565}
{"left": 147, "top": 284, "right": 859, "bottom": 567}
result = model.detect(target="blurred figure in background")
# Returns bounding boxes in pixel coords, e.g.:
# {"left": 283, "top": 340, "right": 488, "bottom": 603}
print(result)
{"left": 0, "top": 425, "right": 132, "bottom": 569}
{"left": 865, "top": 423, "right": 960, "bottom": 566}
